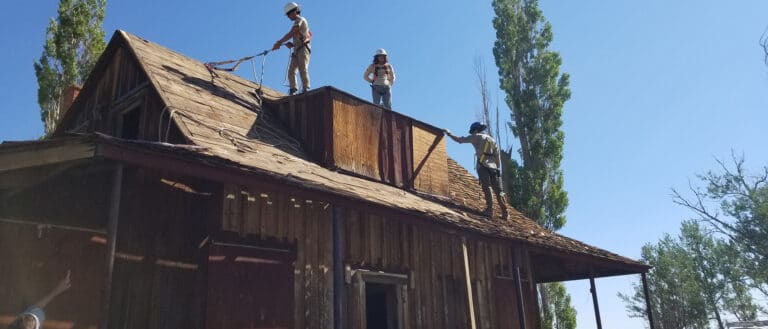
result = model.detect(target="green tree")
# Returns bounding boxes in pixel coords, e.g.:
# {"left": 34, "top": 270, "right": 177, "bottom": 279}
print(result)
{"left": 34, "top": 0, "right": 106, "bottom": 135}
{"left": 620, "top": 221, "right": 758, "bottom": 329}
{"left": 620, "top": 234, "right": 709, "bottom": 329}
{"left": 672, "top": 154, "right": 768, "bottom": 298}
{"left": 491, "top": 0, "right": 573, "bottom": 327}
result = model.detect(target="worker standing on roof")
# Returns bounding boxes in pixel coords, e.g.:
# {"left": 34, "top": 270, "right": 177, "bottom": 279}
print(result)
{"left": 272, "top": 2, "right": 311, "bottom": 95}
{"left": 363, "top": 49, "right": 396, "bottom": 109}
{"left": 445, "top": 122, "right": 509, "bottom": 220}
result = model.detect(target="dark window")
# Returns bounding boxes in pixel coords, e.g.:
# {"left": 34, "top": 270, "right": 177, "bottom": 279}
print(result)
{"left": 120, "top": 107, "right": 141, "bottom": 139}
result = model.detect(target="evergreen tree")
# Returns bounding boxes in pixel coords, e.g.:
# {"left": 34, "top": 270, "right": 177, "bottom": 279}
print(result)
{"left": 34, "top": 0, "right": 106, "bottom": 135}
{"left": 491, "top": 0, "right": 573, "bottom": 327}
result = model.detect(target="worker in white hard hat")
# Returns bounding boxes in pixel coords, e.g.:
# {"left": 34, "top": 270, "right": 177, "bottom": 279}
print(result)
{"left": 272, "top": 2, "right": 311, "bottom": 95}
{"left": 363, "top": 48, "right": 396, "bottom": 109}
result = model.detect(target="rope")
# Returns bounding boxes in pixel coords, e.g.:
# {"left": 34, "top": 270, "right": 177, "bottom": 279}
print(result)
{"left": 204, "top": 56, "right": 255, "bottom": 73}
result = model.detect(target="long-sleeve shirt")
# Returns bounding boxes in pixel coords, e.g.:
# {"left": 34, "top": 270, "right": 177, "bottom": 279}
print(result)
{"left": 447, "top": 132, "right": 500, "bottom": 170}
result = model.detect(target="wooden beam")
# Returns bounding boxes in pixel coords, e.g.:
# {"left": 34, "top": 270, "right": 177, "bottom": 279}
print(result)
{"left": 513, "top": 248, "right": 527, "bottom": 329}
{"left": 462, "top": 237, "right": 477, "bottom": 329}
{"left": 0, "top": 142, "right": 95, "bottom": 173}
{"left": 332, "top": 205, "right": 343, "bottom": 329}
{"left": 641, "top": 272, "right": 656, "bottom": 329}
{"left": 98, "top": 164, "right": 123, "bottom": 329}
{"left": 589, "top": 276, "right": 603, "bottom": 329}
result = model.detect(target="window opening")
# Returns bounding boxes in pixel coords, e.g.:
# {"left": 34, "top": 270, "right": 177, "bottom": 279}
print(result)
{"left": 120, "top": 107, "right": 141, "bottom": 139}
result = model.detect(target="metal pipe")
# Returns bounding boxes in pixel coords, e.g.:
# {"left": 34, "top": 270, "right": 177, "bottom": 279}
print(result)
{"left": 589, "top": 276, "right": 603, "bottom": 329}
{"left": 99, "top": 163, "right": 123, "bottom": 329}
{"left": 513, "top": 249, "right": 527, "bottom": 329}
{"left": 333, "top": 205, "right": 344, "bottom": 329}
{"left": 641, "top": 272, "right": 656, "bottom": 329}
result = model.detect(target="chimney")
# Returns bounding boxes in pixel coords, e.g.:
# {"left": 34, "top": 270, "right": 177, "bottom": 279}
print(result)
{"left": 60, "top": 85, "right": 81, "bottom": 117}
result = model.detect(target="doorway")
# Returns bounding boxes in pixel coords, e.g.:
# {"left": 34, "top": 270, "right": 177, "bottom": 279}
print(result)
{"left": 366, "top": 282, "right": 399, "bottom": 329}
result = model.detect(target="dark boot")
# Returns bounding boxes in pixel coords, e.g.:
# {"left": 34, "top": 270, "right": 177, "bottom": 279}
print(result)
{"left": 289, "top": 88, "right": 298, "bottom": 96}
{"left": 482, "top": 187, "right": 494, "bottom": 218}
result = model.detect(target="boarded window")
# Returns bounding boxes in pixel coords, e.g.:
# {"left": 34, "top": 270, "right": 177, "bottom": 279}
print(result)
{"left": 206, "top": 242, "right": 294, "bottom": 329}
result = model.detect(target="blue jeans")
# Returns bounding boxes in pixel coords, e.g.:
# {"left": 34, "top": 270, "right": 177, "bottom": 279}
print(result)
{"left": 371, "top": 85, "right": 392, "bottom": 109}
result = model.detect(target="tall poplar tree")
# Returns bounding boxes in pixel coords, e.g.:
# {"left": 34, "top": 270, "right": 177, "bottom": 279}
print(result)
{"left": 491, "top": 0, "right": 574, "bottom": 328}
{"left": 34, "top": 0, "right": 106, "bottom": 135}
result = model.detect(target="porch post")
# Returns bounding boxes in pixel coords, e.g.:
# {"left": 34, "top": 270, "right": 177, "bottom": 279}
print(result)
{"left": 333, "top": 205, "right": 344, "bottom": 329}
{"left": 99, "top": 163, "right": 123, "bottom": 329}
{"left": 461, "top": 237, "right": 478, "bottom": 329}
{"left": 589, "top": 276, "right": 603, "bottom": 329}
{"left": 641, "top": 272, "right": 656, "bottom": 329}
{"left": 512, "top": 249, "right": 527, "bottom": 329}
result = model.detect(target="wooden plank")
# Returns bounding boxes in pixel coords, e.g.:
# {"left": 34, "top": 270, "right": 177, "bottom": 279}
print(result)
{"left": 411, "top": 123, "right": 449, "bottom": 196}
{"left": 331, "top": 96, "right": 382, "bottom": 180}
{"left": 462, "top": 237, "right": 478, "bottom": 329}
{"left": 320, "top": 205, "right": 333, "bottom": 329}
{"left": 293, "top": 198, "right": 306, "bottom": 329}
{"left": 0, "top": 142, "right": 96, "bottom": 173}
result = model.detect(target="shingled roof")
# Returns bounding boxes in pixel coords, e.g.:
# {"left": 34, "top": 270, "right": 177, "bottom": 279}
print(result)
{"left": 51, "top": 30, "right": 649, "bottom": 280}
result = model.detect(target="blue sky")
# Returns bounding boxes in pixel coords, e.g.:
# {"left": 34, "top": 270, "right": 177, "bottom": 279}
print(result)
{"left": 2, "top": 1, "right": 767, "bottom": 327}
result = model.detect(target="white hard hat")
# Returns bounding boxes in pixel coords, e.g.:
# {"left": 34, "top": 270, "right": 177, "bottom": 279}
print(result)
{"left": 284, "top": 2, "right": 299, "bottom": 14}
{"left": 375, "top": 48, "right": 388, "bottom": 56}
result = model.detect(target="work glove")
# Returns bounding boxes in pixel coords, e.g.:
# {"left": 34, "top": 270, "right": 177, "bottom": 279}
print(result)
{"left": 272, "top": 42, "right": 282, "bottom": 51}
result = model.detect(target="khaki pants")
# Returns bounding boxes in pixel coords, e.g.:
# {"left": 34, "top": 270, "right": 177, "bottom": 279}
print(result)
{"left": 289, "top": 46, "right": 311, "bottom": 91}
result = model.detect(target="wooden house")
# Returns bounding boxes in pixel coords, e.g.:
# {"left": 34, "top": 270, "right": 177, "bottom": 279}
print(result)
{"left": 0, "top": 31, "right": 654, "bottom": 329}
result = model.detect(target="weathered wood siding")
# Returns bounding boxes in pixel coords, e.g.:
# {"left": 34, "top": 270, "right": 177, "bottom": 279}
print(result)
{"left": 221, "top": 184, "right": 334, "bottom": 329}
{"left": 57, "top": 45, "right": 187, "bottom": 144}
{"left": 271, "top": 87, "right": 449, "bottom": 196}
{"left": 411, "top": 122, "right": 449, "bottom": 196}
{"left": 0, "top": 222, "right": 106, "bottom": 329}
{"left": 220, "top": 183, "right": 538, "bottom": 329}
{"left": 273, "top": 91, "right": 333, "bottom": 165}
{"left": 332, "top": 95, "right": 383, "bottom": 180}
{"left": 108, "top": 170, "right": 214, "bottom": 329}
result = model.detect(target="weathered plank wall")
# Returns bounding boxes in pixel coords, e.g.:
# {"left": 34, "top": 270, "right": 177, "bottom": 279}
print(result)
{"left": 0, "top": 222, "right": 106, "bottom": 329}
{"left": 221, "top": 184, "right": 334, "bottom": 329}
{"left": 332, "top": 95, "right": 383, "bottom": 180}
{"left": 0, "top": 162, "right": 113, "bottom": 230}
{"left": 108, "top": 170, "right": 214, "bottom": 329}
{"left": 60, "top": 47, "right": 148, "bottom": 134}
{"left": 220, "top": 184, "right": 539, "bottom": 329}
{"left": 411, "top": 122, "right": 449, "bottom": 196}
{"left": 274, "top": 91, "right": 333, "bottom": 165}
{"left": 270, "top": 87, "right": 450, "bottom": 195}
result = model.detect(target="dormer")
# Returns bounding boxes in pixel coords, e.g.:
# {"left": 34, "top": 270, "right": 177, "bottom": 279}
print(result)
{"left": 269, "top": 87, "right": 449, "bottom": 197}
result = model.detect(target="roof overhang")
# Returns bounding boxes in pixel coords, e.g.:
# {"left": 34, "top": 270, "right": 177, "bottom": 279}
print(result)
{"left": 0, "top": 134, "right": 650, "bottom": 280}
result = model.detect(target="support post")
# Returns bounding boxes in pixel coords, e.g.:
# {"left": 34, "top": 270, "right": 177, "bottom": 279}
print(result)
{"left": 641, "top": 272, "right": 656, "bottom": 329}
{"left": 461, "top": 237, "right": 477, "bottom": 329}
{"left": 589, "top": 276, "right": 603, "bottom": 329}
{"left": 333, "top": 205, "right": 344, "bottom": 329}
{"left": 512, "top": 249, "right": 527, "bottom": 329}
{"left": 99, "top": 163, "right": 123, "bottom": 329}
